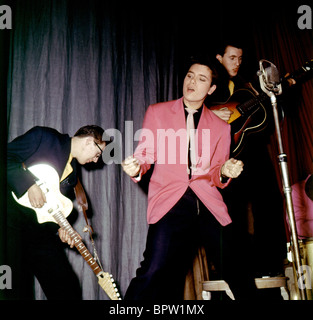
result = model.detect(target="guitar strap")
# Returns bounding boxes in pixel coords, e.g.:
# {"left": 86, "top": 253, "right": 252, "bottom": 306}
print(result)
{"left": 74, "top": 178, "right": 103, "bottom": 270}
{"left": 74, "top": 177, "right": 94, "bottom": 234}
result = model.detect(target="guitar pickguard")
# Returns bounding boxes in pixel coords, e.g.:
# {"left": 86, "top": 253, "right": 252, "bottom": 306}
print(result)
{"left": 12, "top": 164, "right": 73, "bottom": 224}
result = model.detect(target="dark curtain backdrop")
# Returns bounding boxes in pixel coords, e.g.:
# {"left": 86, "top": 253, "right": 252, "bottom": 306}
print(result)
{"left": 2, "top": 0, "right": 312, "bottom": 299}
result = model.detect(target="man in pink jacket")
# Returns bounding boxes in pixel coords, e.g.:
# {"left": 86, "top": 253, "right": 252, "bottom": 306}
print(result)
{"left": 122, "top": 58, "right": 255, "bottom": 300}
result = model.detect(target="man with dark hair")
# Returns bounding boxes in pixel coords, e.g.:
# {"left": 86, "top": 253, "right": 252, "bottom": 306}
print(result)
{"left": 210, "top": 42, "right": 246, "bottom": 120}
{"left": 6, "top": 125, "right": 106, "bottom": 300}
{"left": 74, "top": 125, "right": 104, "bottom": 141}
{"left": 121, "top": 59, "right": 257, "bottom": 300}
{"left": 209, "top": 41, "right": 287, "bottom": 285}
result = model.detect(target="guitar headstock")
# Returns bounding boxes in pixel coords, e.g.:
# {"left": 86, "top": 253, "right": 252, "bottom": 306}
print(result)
{"left": 97, "top": 271, "right": 122, "bottom": 300}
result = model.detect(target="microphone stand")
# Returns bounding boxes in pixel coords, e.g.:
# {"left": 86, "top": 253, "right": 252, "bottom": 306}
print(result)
{"left": 258, "top": 60, "right": 307, "bottom": 300}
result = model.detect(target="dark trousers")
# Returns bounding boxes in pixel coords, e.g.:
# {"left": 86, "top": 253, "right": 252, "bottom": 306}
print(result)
{"left": 222, "top": 141, "right": 287, "bottom": 276}
{"left": 5, "top": 194, "right": 82, "bottom": 300}
{"left": 124, "top": 188, "right": 257, "bottom": 300}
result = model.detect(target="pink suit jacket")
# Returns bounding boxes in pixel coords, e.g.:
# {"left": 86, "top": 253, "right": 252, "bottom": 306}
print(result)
{"left": 133, "top": 97, "right": 232, "bottom": 226}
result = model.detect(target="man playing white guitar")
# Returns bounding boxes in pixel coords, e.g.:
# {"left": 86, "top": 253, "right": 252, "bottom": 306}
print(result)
{"left": 6, "top": 125, "right": 107, "bottom": 300}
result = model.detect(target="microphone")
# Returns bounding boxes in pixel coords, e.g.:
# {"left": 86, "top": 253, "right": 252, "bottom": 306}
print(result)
{"left": 257, "top": 59, "right": 282, "bottom": 96}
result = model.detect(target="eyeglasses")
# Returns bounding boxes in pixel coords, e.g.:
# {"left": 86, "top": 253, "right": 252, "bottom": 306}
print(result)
{"left": 94, "top": 141, "right": 103, "bottom": 158}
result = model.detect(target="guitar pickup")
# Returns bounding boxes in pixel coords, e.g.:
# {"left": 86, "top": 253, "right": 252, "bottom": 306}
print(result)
{"left": 48, "top": 204, "right": 60, "bottom": 214}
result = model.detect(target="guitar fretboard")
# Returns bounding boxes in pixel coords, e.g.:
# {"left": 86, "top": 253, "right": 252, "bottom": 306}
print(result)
{"left": 52, "top": 210, "right": 101, "bottom": 275}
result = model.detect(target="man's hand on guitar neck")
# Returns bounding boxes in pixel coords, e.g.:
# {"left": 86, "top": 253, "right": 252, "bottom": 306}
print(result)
{"left": 284, "top": 73, "right": 296, "bottom": 87}
{"left": 58, "top": 228, "right": 82, "bottom": 248}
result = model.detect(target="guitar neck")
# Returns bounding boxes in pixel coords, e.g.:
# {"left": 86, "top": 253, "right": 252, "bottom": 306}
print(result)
{"left": 52, "top": 210, "right": 102, "bottom": 276}
{"left": 284, "top": 59, "right": 313, "bottom": 84}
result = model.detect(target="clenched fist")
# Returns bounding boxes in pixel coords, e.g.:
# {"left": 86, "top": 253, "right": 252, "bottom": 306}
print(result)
{"left": 221, "top": 158, "right": 244, "bottom": 179}
{"left": 121, "top": 156, "right": 141, "bottom": 177}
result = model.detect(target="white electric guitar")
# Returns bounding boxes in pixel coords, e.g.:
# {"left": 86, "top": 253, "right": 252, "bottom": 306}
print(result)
{"left": 12, "top": 164, "right": 121, "bottom": 300}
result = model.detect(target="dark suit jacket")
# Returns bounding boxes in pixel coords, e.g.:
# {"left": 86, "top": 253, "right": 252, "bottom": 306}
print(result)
{"left": 7, "top": 126, "right": 79, "bottom": 230}
{"left": 7, "top": 126, "right": 78, "bottom": 199}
